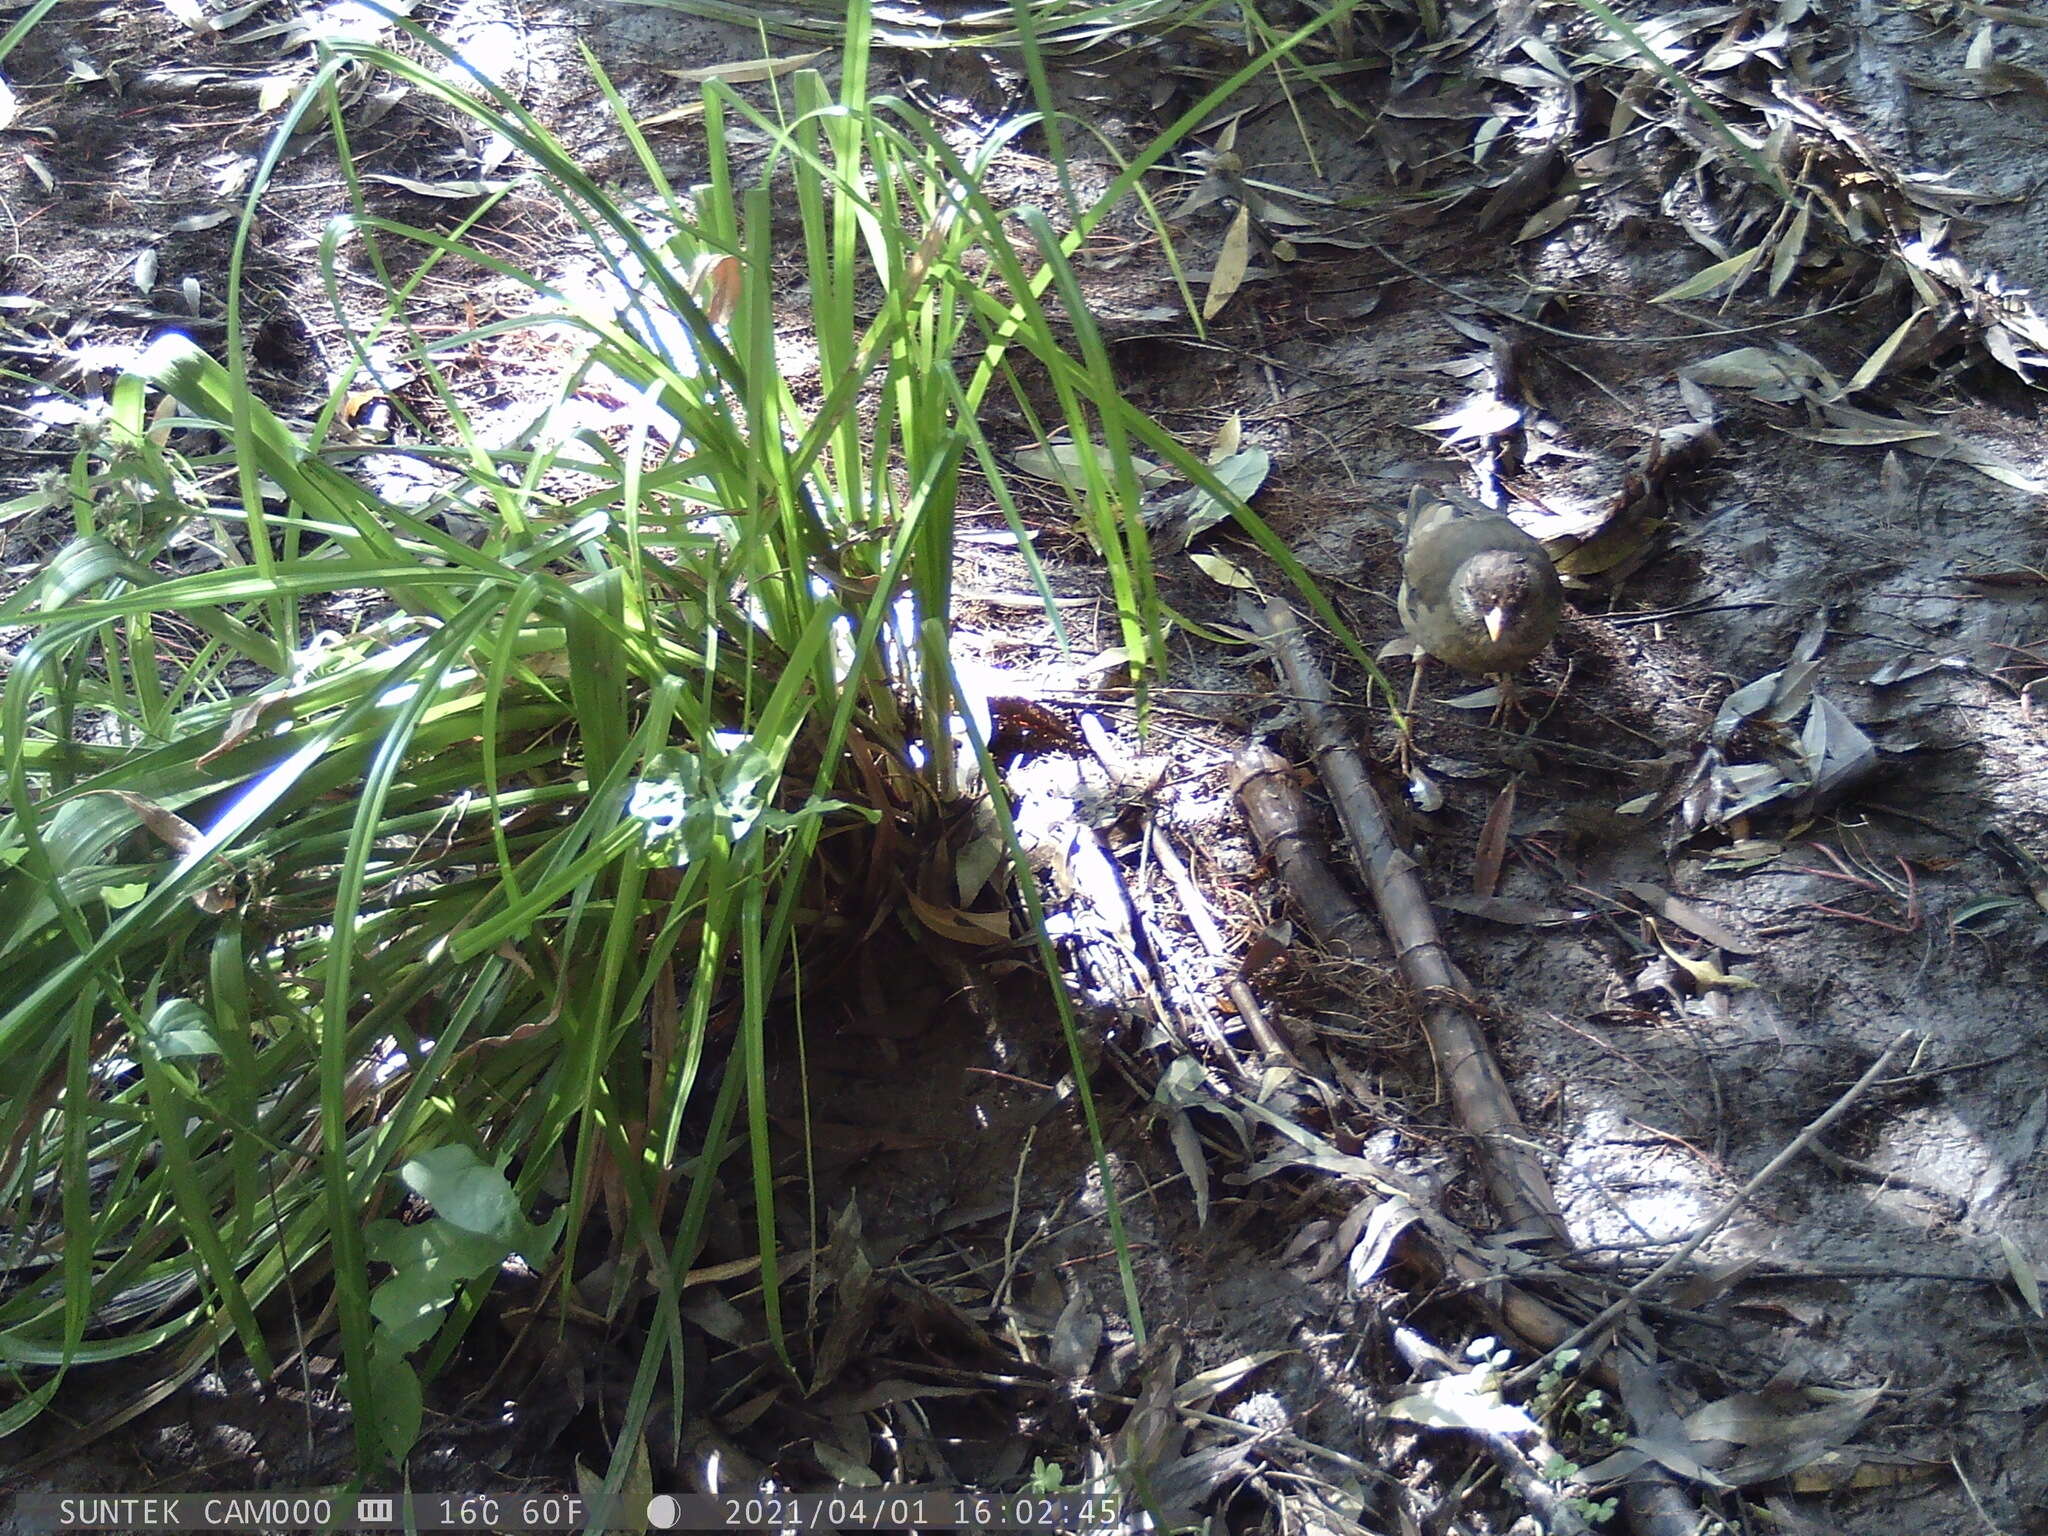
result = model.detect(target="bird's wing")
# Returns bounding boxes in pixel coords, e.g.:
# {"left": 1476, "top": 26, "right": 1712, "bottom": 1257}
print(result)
{"left": 1402, "top": 495, "right": 1457, "bottom": 545}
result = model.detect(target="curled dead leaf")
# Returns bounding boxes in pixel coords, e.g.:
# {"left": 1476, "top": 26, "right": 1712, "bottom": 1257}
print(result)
{"left": 905, "top": 889, "right": 1013, "bottom": 947}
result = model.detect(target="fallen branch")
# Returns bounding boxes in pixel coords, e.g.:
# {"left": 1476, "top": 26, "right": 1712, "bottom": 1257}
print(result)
{"left": 1251, "top": 596, "right": 1568, "bottom": 1246}
{"left": 1229, "top": 741, "right": 1387, "bottom": 965}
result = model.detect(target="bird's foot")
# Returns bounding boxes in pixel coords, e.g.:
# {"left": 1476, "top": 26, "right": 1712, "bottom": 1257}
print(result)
{"left": 1486, "top": 673, "right": 1529, "bottom": 730}
{"left": 1488, "top": 658, "right": 1570, "bottom": 733}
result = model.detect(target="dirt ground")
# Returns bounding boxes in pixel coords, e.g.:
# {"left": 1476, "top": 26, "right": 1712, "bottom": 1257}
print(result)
{"left": 5, "top": 0, "right": 2048, "bottom": 1533}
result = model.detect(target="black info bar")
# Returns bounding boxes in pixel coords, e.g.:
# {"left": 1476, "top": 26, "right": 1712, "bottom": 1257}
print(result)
{"left": 16, "top": 1487, "right": 1114, "bottom": 1531}
{"left": 14, "top": 1493, "right": 586, "bottom": 1531}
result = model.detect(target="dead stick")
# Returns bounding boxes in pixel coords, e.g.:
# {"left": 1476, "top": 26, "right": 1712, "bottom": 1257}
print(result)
{"left": 1256, "top": 596, "right": 1567, "bottom": 1245}
{"left": 1146, "top": 820, "right": 1303, "bottom": 1069}
{"left": 1230, "top": 741, "right": 1387, "bottom": 962}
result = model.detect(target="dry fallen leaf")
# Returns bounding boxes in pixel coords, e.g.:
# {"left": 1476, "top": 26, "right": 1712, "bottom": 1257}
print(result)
{"left": 1653, "top": 244, "right": 1766, "bottom": 304}
{"left": 1189, "top": 551, "right": 1257, "bottom": 590}
{"left": 103, "top": 790, "right": 204, "bottom": 856}
{"left": 1387, "top": 1368, "right": 1540, "bottom": 1437}
{"left": 664, "top": 49, "right": 825, "bottom": 84}
{"left": 1012, "top": 439, "right": 1171, "bottom": 490}
{"left": 905, "top": 889, "right": 1012, "bottom": 946}
{"left": 1204, "top": 203, "right": 1253, "bottom": 321}
{"left": 1472, "top": 780, "right": 1515, "bottom": 898}
{"left": 361, "top": 172, "right": 514, "bottom": 200}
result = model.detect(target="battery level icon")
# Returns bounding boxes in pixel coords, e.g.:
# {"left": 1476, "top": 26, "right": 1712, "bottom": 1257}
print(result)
{"left": 357, "top": 1496, "right": 397, "bottom": 1525}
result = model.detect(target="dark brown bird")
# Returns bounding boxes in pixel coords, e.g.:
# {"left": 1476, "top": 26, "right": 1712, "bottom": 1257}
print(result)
{"left": 1397, "top": 498, "right": 1563, "bottom": 680}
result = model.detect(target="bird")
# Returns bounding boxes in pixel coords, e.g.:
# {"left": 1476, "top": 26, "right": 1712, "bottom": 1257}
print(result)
{"left": 1396, "top": 493, "right": 1563, "bottom": 721}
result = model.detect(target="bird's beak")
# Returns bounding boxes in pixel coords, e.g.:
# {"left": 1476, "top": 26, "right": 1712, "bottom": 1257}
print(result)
{"left": 1484, "top": 605, "right": 1508, "bottom": 643}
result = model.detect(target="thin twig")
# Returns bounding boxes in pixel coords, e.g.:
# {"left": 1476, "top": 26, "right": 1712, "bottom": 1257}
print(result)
{"left": 1146, "top": 820, "right": 1303, "bottom": 1069}
{"left": 1507, "top": 1029, "right": 1915, "bottom": 1389}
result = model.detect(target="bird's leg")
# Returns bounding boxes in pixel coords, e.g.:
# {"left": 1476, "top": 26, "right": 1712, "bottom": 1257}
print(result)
{"left": 1405, "top": 652, "right": 1428, "bottom": 719}
{"left": 1487, "top": 671, "right": 1524, "bottom": 729}
{"left": 1398, "top": 655, "right": 1427, "bottom": 775}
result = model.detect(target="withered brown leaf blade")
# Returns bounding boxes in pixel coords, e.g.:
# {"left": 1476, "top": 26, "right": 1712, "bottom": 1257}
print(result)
{"left": 196, "top": 689, "right": 289, "bottom": 767}
{"left": 104, "top": 790, "right": 204, "bottom": 856}
{"left": 1203, "top": 203, "right": 1253, "bottom": 320}
{"left": 1471, "top": 779, "right": 1515, "bottom": 899}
